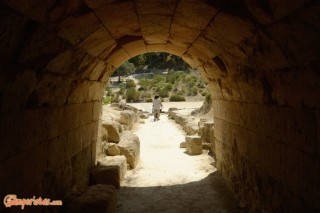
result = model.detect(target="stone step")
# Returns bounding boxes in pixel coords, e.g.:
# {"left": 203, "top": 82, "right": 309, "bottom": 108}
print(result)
{"left": 92, "top": 156, "right": 127, "bottom": 188}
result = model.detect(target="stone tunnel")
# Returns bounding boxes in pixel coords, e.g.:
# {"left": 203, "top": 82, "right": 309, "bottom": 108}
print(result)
{"left": 0, "top": 0, "right": 319, "bottom": 212}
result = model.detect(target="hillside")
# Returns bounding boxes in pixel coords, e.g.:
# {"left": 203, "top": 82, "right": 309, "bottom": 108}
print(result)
{"left": 104, "top": 69, "right": 209, "bottom": 104}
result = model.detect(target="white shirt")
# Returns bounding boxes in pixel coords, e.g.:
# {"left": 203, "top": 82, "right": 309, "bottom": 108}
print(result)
{"left": 153, "top": 98, "right": 162, "bottom": 110}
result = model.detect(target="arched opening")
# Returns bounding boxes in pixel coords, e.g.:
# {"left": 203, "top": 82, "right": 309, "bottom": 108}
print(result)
{"left": 0, "top": 0, "right": 319, "bottom": 212}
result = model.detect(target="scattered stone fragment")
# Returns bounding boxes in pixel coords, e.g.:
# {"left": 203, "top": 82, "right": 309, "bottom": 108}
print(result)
{"left": 102, "top": 119, "right": 122, "bottom": 143}
{"left": 93, "top": 156, "right": 127, "bottom": 188}
{"left": 119, "top": 110, "right": 136, "bottom": 130}
{"left": 98, "top": 156, "right": 127, "bottom": 180}
{"left": 117, "top": 131, "right": 140, "bottom": 169}
{"left": 186, "top": 135, "right": 203, "bottom": 155}
{"left": 180, "top": 141, "right": 186, "bottom": 148}
{"left": 106, "top": 144, "right": 120, "bottom": 156}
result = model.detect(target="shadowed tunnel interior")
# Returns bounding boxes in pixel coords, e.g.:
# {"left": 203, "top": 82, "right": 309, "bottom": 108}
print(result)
{"left": 0, "top": 0, "right": 319, "bottom": 212}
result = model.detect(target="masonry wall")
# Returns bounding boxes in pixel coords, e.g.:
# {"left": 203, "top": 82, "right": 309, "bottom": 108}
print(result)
{"left": 205, "top": 3, "right": 320, "bottom": 211}
{"left": 0, "top": 6, "right": 111, "bottom": 200}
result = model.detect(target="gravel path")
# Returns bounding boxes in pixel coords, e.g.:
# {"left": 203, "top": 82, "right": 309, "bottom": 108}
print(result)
{"left": 117, "top": 103, "right": 239, "bottom": 213}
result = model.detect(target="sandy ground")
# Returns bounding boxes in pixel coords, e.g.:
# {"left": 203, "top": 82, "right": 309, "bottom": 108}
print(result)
{"left": 111, "top": 102, "right": 239, "bottom": 213}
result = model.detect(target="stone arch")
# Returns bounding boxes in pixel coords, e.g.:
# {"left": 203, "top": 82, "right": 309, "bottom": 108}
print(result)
{"left": 0, "top": 0, "right": 319, "bottom": 212}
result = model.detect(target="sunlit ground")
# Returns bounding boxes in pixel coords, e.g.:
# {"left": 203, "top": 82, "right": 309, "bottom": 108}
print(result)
{"left": 123, "top": 102, "right": 215, "bottom": 187}
{"left": 117, "top": 103, "right": 238, "bottom": 212}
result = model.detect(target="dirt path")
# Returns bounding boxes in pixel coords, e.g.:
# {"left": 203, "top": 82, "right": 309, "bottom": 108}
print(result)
{"left": 117, "top": 103, "right": 239, "bottom": 213}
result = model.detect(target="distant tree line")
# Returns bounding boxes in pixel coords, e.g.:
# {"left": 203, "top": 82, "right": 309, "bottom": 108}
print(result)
{"left": 112, "top": 53, "right": 191, "bottom": 81}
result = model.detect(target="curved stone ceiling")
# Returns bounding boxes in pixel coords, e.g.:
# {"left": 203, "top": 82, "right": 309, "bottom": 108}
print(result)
{"left": 1, "top": 0, "right": 264, "bottom": 81}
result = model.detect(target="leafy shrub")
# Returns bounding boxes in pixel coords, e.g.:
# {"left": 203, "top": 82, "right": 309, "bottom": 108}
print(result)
{"left": 190, "top": 86, "right": 198, "bottom": 96}
{"left": 126, "top": 88, "right": 140, "bottom": 102}
{"left": 205, "top": 93, "right": 211, "bottom": 103}
{"left": 198, "top": 82, "right": 205, "bottom": 88}
{"left": 103, "top": 95, "right": 119, "bottom": 104}
{"left": 169, "top": 94, "right": 185, "bottom": 102}
{"left": 201, "top": 91, "right": 207, "bottom": 96}
{"left": 125, "top": 79, "right": 136, "bottom": 88}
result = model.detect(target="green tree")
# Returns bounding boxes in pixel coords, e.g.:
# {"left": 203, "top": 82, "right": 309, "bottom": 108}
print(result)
{"left": 115, "top": 61, "right": 136, "bottom": 82}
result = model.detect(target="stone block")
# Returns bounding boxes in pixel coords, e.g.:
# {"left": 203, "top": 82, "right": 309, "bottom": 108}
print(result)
{"left": 173, "top": 1, "right": 217, "bottom": 30}
{"left": 106, "top": 144, "right": 120, "bottom": 156}
{"left": 83, "top": 81, "right": 104, "bottom": 103}
{"left": 146, "top": 44, "right": 166, "bottom": 52}
{"left": 102, "top": 119, "right": 122, "bottom": 143}
{"left": 79, "top": 27, "right": 116, "bottom": 58}
{"left": 165, "top": 43, "right": 188, "bottom": 56}
{"left": 94, "top": 1, "right": 139, "bottom": 39}
{"left": 80, "top": 102, "right": 93, "bottom": 126}
{"left": 121, "top": 38, "right": 147, "bottom": 58}
{"left": 47, "top": 134, "right": 67, "bottom": 170}
{"left": 140, "top": 14, "right": 171, "bottom": 35}
{"left": 65, "top": 184, "right": 117, "bottom": 213}
{"left": 97, "top": 155, "right": 127, "bottom": 180}
{"left": 99, "top": 63, "right": 115, "bottom": 83}
{"left": 180, "top": 141, "right": 186, "bottom": 148}
{"left": 90, "top": 60, "right": 106, "bottom": 81}
{"left": 136, "top": 0, "right": 176, "bottom": 15}
{"left": 106, "top": 46, "right": 130, "bottom": 67}
{"left": 64, "top": 104, "right": 82, "bottom": 131}
{"left": 186, "top": 135, "right": 203, "bottom": 155}
{"left": 58, "top": 12, "right": 101, "bottom": 45}
{"left": 93, "top": 101, "right": 102, "bottom": 121}
{"left": 144, "top": 33, "right": 169, "bottom": 44}
{"left": 118, "top": 131, "right": 140, "bottom": 169}
{"left": 119, "top": 110, "right": 136, "bottom": 130}
{"left": 184, "top": 122, "right": 199, "bottom": 135}
{"left": 67, "top": 128, "right": 82, "bottom": 158}
{"left": 82, "top": 123, "right": 93, "bottom": 148}
{"left": 91, "top": 166, "right": 120, "bottom": 188}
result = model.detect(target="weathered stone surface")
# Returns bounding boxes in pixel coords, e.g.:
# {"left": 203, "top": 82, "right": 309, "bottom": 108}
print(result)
{"left": 168, "top": 107, "right": 178, "bottom": 114}
{"left": 94, "top": 1, "right": 140, "bottom": 39}
{"left": 165, "top": 43, "right": 188, "bottom": 56}
{"left": 136, "top": 0, "right": 176, "bottom": 15}
{"left": 184, "top": 122, "right": 199, "bottom": 135}
{"left": 117, "top": 131, "right": 140, "bottom": 169}
{"left": 119, "top": 110, "right": 137, "bottom": 130}
{"left": 79, "top": 27, "right": 117, "bottom": 58}
{"left": 186, "top": 136, "right": 203, "bottom": 155}
{"left": 58, "top": 12, "right": 101, "bottom": 45}
{"left": 180, "top": 142, "right": 186, "bottom": 148}
{"left": 65, "top": 184, "right": 117, "bottom": 213}
{"left": 97, "top": 155, "right": 127, "bottom": 181}
{"left": 91, "top": 166, "right": 121, "bottom": 188}
{"left": 140, "top": 113, "right": 149, "bottom": 119}
{"left": 173, "top": 1, "right": 217, "bottom": 30}
{"left": 106, "top": 144, "right": 120, "bottom": 156}
{"left": 101, "top": 120, "right": 122, "bottom": 143}
{"left": 106, "top": 46, "right": 131, "bottom": 67}
{"left": 199, "top": 122, "right": 214, "bottom": 144}
{"left": 140, "top": 15, "right": 171, "bottom": 35}
{"left": 121, "top": 39, "right": 148, "bottom": 58}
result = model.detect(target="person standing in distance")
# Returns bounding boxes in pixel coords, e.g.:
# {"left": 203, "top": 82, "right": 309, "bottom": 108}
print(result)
{"left": 152, "top": 95, "right": 162, "bottom": 121}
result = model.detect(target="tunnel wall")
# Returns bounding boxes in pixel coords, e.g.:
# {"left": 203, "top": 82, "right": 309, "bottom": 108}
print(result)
{"left": 0, "top": 6, "right": 112, "bottom": 199}
{"left": 202, "top": 4, "right": 320, "bottom": 212}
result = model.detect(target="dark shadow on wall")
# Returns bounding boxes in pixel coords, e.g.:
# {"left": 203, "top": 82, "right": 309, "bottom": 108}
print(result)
{"left": 117, "top": 171, "right": 246, "bottom": 213}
